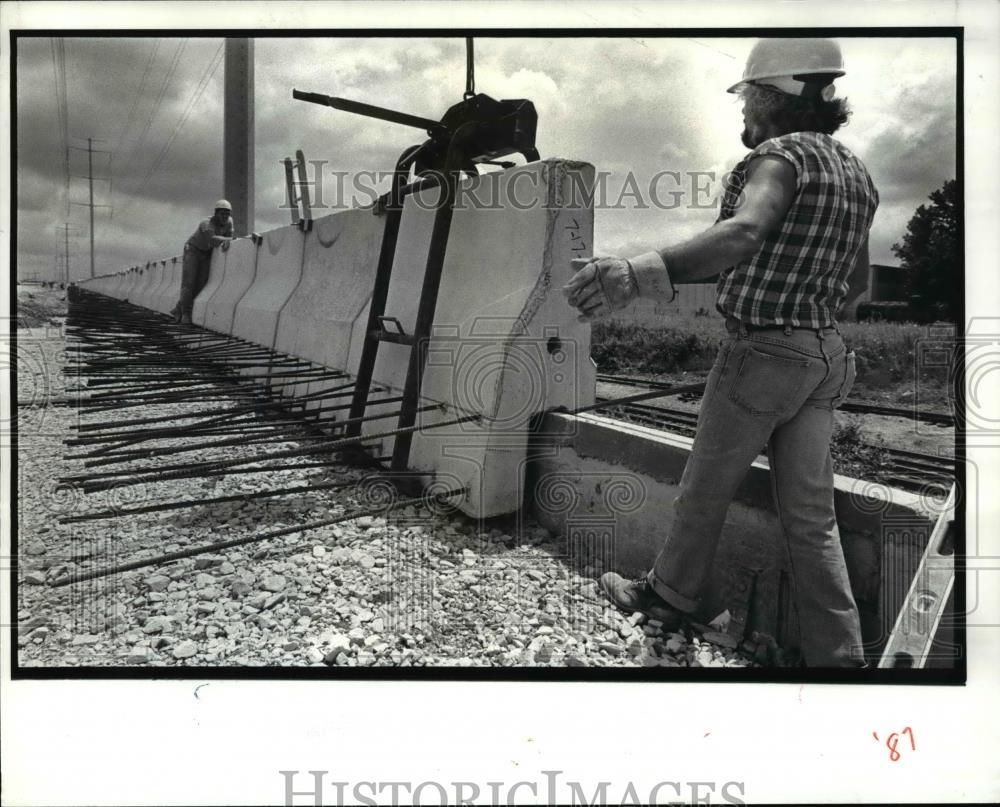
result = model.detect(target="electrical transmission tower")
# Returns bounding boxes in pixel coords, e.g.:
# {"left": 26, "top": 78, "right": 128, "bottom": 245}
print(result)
{"left": 69, "top": 137, "right": 113, "bottom": 279}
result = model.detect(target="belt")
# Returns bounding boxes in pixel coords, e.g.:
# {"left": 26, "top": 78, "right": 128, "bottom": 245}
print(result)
{"left": 725, "top": 315, "right": 838, "bottom": 334}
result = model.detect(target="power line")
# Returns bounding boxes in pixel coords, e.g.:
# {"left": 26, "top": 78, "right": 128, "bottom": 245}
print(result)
{"left": 113, "top": 38, "right": 161, "bottom": 159}
{"left": 70, "top": 138, "right": 113, "bottom": 279}
{"left": 134, "top": 41, "right": 224, "bottom": 195}
{"left": 119, "top": 38, "right": 188, "bottom": 188}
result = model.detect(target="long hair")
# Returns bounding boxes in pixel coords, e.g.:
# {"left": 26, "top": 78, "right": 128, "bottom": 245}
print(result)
{"left": 739, "top": 82, "right": 851, "bottom": 136}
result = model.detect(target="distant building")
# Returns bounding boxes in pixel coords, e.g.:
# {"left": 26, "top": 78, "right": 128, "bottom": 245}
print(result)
{"left": 869, "top": 264, "right": 907, "bottom": 302}
{"left": 608, "top": 282, "right": 719, "bottom": 326}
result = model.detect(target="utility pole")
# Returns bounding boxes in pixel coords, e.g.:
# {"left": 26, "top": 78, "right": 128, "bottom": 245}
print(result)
{"left": 69, "top": 137, "right": 112, "bottom": 278}
{"left": 224, "top": 38, "right": 255, "bottom": 234}
{"left": 87, "top": 137, "right": 95, "bottom": 277}
{"left": 57, "top": 222, "right": 81, "bottom": 283}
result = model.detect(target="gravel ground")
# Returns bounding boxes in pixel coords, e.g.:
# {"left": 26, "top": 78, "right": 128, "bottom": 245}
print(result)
{"left": 16, "top": 329, "right": 756, "bottom": 670}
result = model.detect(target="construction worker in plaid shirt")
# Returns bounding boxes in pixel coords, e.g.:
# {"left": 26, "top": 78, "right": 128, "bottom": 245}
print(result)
{"left": 564, "top": 38, "right": 878, "bottom": 667}
{"left": 171, "top": 199, "right": 235, "bottom": 325}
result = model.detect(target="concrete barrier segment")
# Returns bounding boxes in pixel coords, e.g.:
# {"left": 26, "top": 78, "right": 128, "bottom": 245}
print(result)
{"left": 354, "top": 158, "right": 597, "bottom": 518}
{"left": 193, "top": 244, "right": 229, "bottom": 327}
{"left": 203, "top": 237, "right": 259, "bottom": 336}
{"left": 150, "top": 257, "right": 183, "bottom": 315}
{"left": 232, "top": 224, "right": 306, "bottom": 356}
{"left": 132, "top": 262, "right": 162, "bottom": 310}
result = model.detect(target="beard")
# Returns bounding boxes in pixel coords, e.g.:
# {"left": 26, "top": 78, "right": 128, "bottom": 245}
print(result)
{"left": 741, "top": 127, "right": 757, "bottom": 149}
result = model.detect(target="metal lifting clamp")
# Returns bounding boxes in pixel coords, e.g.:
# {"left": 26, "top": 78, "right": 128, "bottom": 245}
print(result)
{"left": 293, "top": 65, "right": 540, "bottom": 481}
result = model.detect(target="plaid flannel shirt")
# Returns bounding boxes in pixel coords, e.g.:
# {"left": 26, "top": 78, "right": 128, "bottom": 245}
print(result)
{"left": 715, "top": 131, "right": 879, "bottom": 328}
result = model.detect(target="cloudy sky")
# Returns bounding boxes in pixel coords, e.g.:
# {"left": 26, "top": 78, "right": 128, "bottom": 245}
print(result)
{"left": 15, "top": 34, "right": 956, "bottom": 281}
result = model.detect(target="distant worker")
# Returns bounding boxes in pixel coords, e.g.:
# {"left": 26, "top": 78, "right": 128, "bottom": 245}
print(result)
{"left": 171, "top": 199, "right": 235, "bottom": 325}
{"left": 564, "top": 38, "right": 877, "bottom": 667}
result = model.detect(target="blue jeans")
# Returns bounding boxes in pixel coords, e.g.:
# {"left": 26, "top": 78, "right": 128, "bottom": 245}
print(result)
{"left": 175, "top": 245, "right": 211, "bottom": 317}
{"left": 647, "top": 317, "right": 864, "bottom": 667}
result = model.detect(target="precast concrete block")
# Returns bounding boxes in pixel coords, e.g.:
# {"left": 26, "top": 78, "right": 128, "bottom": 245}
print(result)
{"left": 232, "top": 225, "right": 305, "bottom": 350}
{"left": 88, "top": 276, "right": 107, "bottom": 296}
{"left": 151, "top": 257, "right": 183, "bottom": 314}
{"left": 146, "top": 260, "right": 173, "bottom": 311}
{"left": 274, "top": 209, "right": 384, "bottom": 407}
{"left": 101, "top": 273, "right": 122, "bottom": 298}
{"left": 232, "top": 225, "right": 307, "bottom": 384}
{"left": 192, "top": 243, "right": 230, "bottom": 326}
{"left": 132, "top": 263, "right": 161, "bottom": 309}
{"left": 141, "top": 261, "right": 168, "bottom": 311}
{"left": 142, "top": 264, "right": 165, "bottom": 308}
{"left": 204, "top": 238, "right": 258, "bottom": 335}
{"left": 357, "top": 158, "right": 597, "bottom": 518}
{"left": 114, "top": 267, "right": 135, "bottom": 302}
{"left": 113, "top": 270, "right": 135, "bottom": 300}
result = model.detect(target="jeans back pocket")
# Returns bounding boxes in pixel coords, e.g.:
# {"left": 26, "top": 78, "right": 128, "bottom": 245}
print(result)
{"left": 728, "top": 345, "right": 811, "bottom": 416}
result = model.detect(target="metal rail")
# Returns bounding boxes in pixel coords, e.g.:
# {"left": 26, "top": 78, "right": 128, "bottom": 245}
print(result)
{"left": 596, "top": 373, "right": 954, "bottom": 426}
{"left": 596, "top": 396, "right": 956, "bottom": 494}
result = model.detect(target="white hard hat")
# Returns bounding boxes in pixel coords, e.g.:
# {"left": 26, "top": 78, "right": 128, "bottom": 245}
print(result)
{"left": 214, "top": 199, "right": 232, "bottom": 211}
{"left": 728, "top": 38, "right": 845, "bottom": 99}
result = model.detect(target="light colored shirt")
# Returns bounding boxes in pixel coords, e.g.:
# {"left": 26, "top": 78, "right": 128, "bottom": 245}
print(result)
{"left": 186, "top": 216, "right": 234, "bottom": 254}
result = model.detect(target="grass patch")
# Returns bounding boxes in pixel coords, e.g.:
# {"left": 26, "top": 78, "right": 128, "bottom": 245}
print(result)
{"left": 829, "top": 416, "right": 892, "bottom": 478}
{"left": 593, "top": 313, "right": 954, "bottom": 403}
{"left": 590, "top": 318, "right": 720, "bottom": 374}
{"left": 838, "top": 319, "right": 950, "bottom": 390}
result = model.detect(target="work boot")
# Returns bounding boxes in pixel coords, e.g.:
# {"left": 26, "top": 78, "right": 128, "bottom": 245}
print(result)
{"left": 180, "top": 312, "right": 193, "bottom": 327}
{"left": 599, "top": 572, "right": 685, "bottom": 630}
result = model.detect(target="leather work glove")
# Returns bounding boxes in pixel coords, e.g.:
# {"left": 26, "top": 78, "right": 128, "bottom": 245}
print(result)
{"left": 562, "top": 256, "right": 639, "bottom": 322}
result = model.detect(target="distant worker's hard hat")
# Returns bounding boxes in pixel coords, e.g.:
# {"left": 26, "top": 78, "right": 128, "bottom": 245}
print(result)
{"left": 214, "top": 199, "right": 232, "bottom": 211}
{"left": 728, "top": 38, "right": 845, "bottom": 100}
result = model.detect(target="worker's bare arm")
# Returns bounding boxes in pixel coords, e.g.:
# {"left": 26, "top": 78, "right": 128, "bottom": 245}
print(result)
{"left": 563, "top": 156, "right": 796, "bottom": 319}
{"left": 631, "top": 155, "right": 797, "bottom": 297}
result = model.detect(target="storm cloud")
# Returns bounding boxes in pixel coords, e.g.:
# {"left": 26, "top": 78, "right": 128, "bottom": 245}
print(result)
{"left": 15, "top": 35, "right": 956, "bottom": 281}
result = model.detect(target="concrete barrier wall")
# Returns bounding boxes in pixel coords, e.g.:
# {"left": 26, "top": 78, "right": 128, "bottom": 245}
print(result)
{"left": 275, "top": 210, "right": 384, "bottom": 371}
{"left": 143, "top": 261, "right": 170, "bottom": 311}
{"left": 150, "top": 257, "right": 182, "bottom": 314}
{"left": 133, "top": 263, "right": 162, "bottom": 309}
{"left": 115, "top": 270, "right": 137, "bottom": 300}
{"left": 103, "top": 272, "right": 124, "bottom": 299}
{"left": 355, "top": 159, "right": 597, "bottom": 517}
{"left": 86, "top": 158, "right": 596, "bottom": 520}
{"left": 193, "top": 245, "right": 229, "bottom": 327}
{"left": 96, "top": 270, "right": 120, "bottom": 299}
{"left": 203, "top": 238, "right": 258, "bottom": 335}
{"left": 145, "top": 261, "right": 170, "bottom": 311}
{"left": 232, "top": 225, "right": 305, "bottom": 350}
{"left": 272, "top": 209, "right": 384, "bottom": 407}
